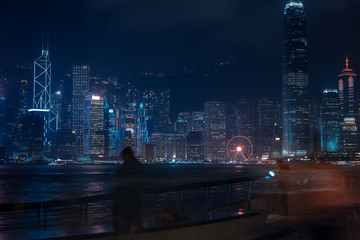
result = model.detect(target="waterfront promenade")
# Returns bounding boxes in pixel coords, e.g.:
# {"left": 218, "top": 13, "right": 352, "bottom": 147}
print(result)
{"left": 0, "top": 163, "right": 360, "bottom": 239}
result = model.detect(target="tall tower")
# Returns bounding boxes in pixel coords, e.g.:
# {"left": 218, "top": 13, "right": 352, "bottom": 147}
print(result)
{"left": 204, "top": 101, "right": 226, "bottom": 162}
{"left": 321, "top": 89, "right": 340, "bottom": 152}
{"left": 29, "top": 41, "right": 58, "bottom": 151}
{"left": 72, "top": 65, "right": 90, "bottom": 158}
{"left": 119, "top": 103, "right": 148, "bottom": 156}
{"left": 83, "top": 94, "right": 105, "bottom": 158}
{"left": 282, "top": 0, "right": 310, "bottom": 157}
{"left": 338, "top": 57, "right": 358, "bottom": 154}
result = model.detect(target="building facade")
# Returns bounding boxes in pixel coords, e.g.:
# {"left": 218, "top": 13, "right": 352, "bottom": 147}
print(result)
{"left": 338, "top": 58, "right": 358, "bottom": 154}
{"left": 282, "top": 0, "right": 310, "bottom": 157}
{"left": 84, "top": 94, "right": 105, "bottom": 158}
{"left": 321, "top": 89, "right": 340, "bottom": 152}
{"left": 204, "top": 101, "right": 226, "bottom": 162}
{"left": 72, "top": 65, "right": 90, "bottom": 158}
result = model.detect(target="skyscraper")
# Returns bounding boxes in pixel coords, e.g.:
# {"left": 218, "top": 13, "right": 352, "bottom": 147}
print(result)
{"left": 104, "top": 105, "right": 117, "bottom": 157}
{"left": 30, "top": 44, "right": 58, "bottom": 153}
{"left": 174, "top": 112, "right": 191, "bottom": 135}
{"left": 237, "top": 98, "right": 256, "bottom": 151}
{"left": 282, "top": 0, "right": 310, "bottom": 157}
{"left": 190, "top": 111, "right": 205, "bottom": 132}
{"left": 321, "top": 89, "right": 340, "bottom": 152}
{"left": 84, "top": 94, "right": 105, "bottom": 158}
{"left": 338, "top": 58, "right": 358, "bottom": 154}
{"left": 204, "top": 101, "right": 226, "bottom": 162}
{"left": 72, "top": 65, "right": 90, "bottom": 158}
{"left": 257, "top": 98, "right": 275, "bottom": 160}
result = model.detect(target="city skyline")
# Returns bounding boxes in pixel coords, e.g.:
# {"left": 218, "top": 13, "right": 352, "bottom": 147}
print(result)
{"left": 0, "top": 0, "right": 359, "bottom": 112}
{"left": 0, "top": 0, "right": 359, "bottom": 161}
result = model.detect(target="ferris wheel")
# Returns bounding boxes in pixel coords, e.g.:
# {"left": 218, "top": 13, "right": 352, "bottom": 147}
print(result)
{"left": 226, "top": 135, "right": 253, "bottom": 162}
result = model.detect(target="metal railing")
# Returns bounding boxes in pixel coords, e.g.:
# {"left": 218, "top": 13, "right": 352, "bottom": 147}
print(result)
{"left": 0, "top": 175, "right": 270, "bottom": 233}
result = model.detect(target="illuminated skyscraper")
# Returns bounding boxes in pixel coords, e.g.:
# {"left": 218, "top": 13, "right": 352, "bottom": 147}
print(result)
{"left": 237, "top": 98, "right": 256, "bottom": 147}
{"left": 321, "top": 89, "right": 340, "bottom": 152}
{"left": 338, "top": 58, "right": 358, "bottom": 154}
{"left": 257, "top": 98, "right": 275, "bottom": 159}
{"left": 104, "top": 103, "right": 117, "bottom": 157}
{"left": 174, "top": 112, "right": 191, "bottom": 135}
{"left": 204, "top": 101, "right": 226, "bottom": 162}
{"left": 156, "top": 89, "right": 172, "bottom": 133}
{"left": 187, "top": 131, "right": 203, "bottom": 162}
{"left": 282, "top": 0, "right": 310, "bottom": 157}
{"left": 338, "top": 57, "right": 358, "bottom": 120}
{"left": 30, "top": 43, "right": 58, "bottom": 153}
{"left": 84, "top": 94, "right": 105, "bottom": 158}
{"left": 72, "top": 65, "right": 90, "bottom": 158}
{"left": 119, "top": 103, "right": 148, "bottom": 156}
{"left": 190, "top": 111, "right": 205, "bottom": 132}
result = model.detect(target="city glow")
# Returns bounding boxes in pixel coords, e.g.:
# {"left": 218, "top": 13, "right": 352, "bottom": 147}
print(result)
{"left": 92, "top": 95, "right": 101, "bottom": 101}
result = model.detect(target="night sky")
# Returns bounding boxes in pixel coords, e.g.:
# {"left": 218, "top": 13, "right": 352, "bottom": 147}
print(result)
{"left": 0, "top": 0, "right": 360, "bottom": 113}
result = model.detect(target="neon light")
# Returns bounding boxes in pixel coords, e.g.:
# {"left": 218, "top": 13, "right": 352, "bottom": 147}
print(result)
{"left": 269, "top": 171, "right": 275, "bottom": 177}
{"left": 28, "top": 109, "right": 50, "bottom": 112}
{"left": 323, "top": 89, "right": 338, "bottom": 94}
{"left": 349, "top": 76, "right": 354, "bottom": 87}
{"left": 339, "top": 79, "right": 344, "bottom": 91}
{"left": 109, "top": 109, "right": 114, "bottom": 113}
{"left": 92, "top": 95, "right": 101, "bottom": 100}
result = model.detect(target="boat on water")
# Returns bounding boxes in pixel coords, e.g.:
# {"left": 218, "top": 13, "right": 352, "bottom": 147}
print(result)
{"left": 48, "top": 159, "right": 74, "bottom": 166}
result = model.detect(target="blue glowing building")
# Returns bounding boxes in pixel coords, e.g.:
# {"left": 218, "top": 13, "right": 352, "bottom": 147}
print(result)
{"left": 119, "top": 103, "right": 148, "bottom": 156}
{"left": 282, "top": 0, "right": 310, "bottom": 157}
{"left": 321, "top": 89, "right": 340, "bottom": 152}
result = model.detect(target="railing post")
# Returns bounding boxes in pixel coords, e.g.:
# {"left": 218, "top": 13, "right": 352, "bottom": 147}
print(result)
{"left": 85, "top": 202, "right": 88, "bottom": 226}
{"left": 226, "top": 184, "right": 232, "bottom": 208}
{"left": 79, "top": 202, "right": 83, "bottom": 224}
{"left": 37, "top": 207, "right": 41, "bottom": 230}
{"left": 266, "top": 178, "right": 271, "bottom": 195}
{"left": 247, "top": 181, "right": 253, "bottom": 209}
{"left": 204, "top": 187, "right": 209, "bottom": 212}
{"left": 44, "top": 207, "right": 47, "bottom": 230}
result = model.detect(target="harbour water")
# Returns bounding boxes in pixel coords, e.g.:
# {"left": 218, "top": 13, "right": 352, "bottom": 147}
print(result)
{"left": 0, "top": 164, "right": 269, "bottom": 204}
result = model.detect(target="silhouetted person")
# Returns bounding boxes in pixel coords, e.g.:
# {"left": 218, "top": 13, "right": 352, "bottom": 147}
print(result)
{"left": 113, "top": 147, "right": 145, "bottom": 234}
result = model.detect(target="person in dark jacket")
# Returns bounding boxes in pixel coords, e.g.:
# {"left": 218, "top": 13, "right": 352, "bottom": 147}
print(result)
{"left": 113, "top": 147, "right": 146, "bottom": 234}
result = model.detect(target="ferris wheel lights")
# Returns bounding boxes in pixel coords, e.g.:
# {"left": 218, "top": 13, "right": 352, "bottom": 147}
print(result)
{"left": 236, "top": 146, "right": 242, "bottom": 152}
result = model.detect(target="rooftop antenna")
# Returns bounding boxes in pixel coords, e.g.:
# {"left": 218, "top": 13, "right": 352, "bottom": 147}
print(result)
{"left": 41, "top": 34, "right": 44, "bottom": 51}
{"left": 47, "top": 34, "right": 49, "bottom": 52}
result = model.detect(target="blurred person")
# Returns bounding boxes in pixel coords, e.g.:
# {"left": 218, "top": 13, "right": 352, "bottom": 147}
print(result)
{"left": 113, "top": 147, "right": 146, "bottom": 234}
{"left": 286, "top": 160, "right": 348, "bottom": 239}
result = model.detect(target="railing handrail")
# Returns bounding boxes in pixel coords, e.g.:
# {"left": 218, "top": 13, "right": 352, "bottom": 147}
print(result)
{"left": 0, "top": 175, "right": 265, "bottom": 211}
